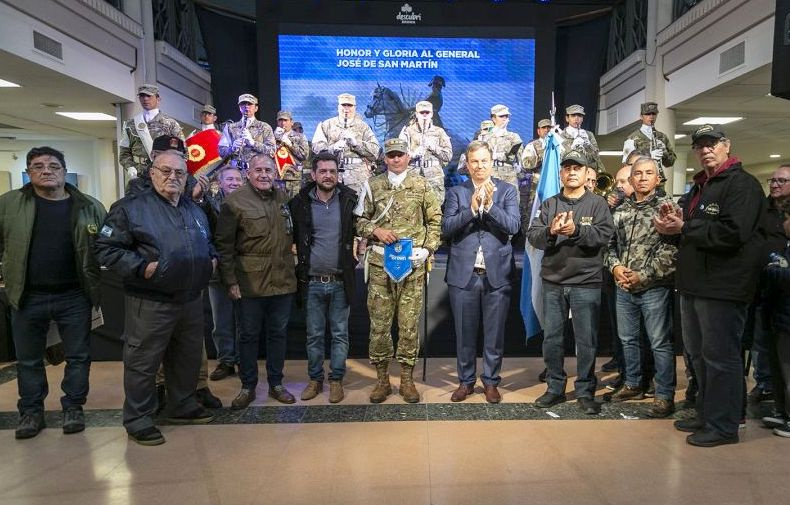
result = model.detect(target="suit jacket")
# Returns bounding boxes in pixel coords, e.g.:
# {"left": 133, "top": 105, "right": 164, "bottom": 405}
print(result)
{"left": 442, "top": 178, "right": 520, "bottom": 289}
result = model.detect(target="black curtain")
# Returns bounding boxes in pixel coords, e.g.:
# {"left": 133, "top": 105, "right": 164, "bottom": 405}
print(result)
{"left": 195, "top": 5, "right": 258, "bottom": 124}
{"left": 553, "top": 14, "right": 610, "bottom": 133}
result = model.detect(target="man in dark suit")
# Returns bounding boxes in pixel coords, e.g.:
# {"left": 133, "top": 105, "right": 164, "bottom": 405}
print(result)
{"left": 442, "top": 140, "right": 521, "bottom": 403}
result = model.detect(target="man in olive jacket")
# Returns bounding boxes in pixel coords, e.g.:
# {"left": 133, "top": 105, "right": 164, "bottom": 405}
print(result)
{"left": 0, "top": 146, "right": 106, "bottom": 440}
{"left": 215, "top": 154, "right": 298, "bottom": 408}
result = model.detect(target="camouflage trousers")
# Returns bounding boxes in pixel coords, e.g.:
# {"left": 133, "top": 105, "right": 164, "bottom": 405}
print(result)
{"left": 340, "top": 162, "right": 372, "bottom": 197}
{"left": 492, "top": 164, "right": 520, "bottom": 202}
{"left": 277, "top": 178, "right": 302, "bottom": 199}
{"left": 367, "top": 262, "right": 425, "bottom": 366}
{"left": 411, "top": 162, "right": 445, "bottom": 203}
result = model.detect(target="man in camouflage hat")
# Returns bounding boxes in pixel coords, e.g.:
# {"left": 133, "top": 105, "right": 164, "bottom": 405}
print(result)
{"left": 187, "top": 104, "right": 219, "bottom": 138}
{"left": 312, "top": 93, "right": 380, "bottom": 196}
{"left": 398, "top": 100, "right": 452, "bottom": 202}
{"left": 559, "top": 104, "right": 605, "bottom": 173}
{"left": 621, "top": 102, "right": 676, "bottom": 184}
{"left": 487, "top": 104, "right": 523, "bottom": 192}
{"left": 517, "top": 118, "right": 553, "bottom": 214}
{"left": 218, "top": 94, "right": 276, "bottom": 170}
{"left": 273, "top": 110, "right": 309, "bottom": 198}
{"left": 458, "top": 120, "right": 495, "bottom": 175}
{"left": 119, "top": 84, "right": 184, "bottom": 182}
{"left": 355, "top": 138, "right": 442, "bottom": 404}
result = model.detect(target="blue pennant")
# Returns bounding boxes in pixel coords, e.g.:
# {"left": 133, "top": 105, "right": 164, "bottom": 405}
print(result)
{"left": 383, "top": 238, "right": 413, "bottom": 283}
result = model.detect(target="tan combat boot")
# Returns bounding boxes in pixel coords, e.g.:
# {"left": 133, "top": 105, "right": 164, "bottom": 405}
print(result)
{"left": 399, "top": 364, "right": 420, "bottom": 403}
{"left": 369, "top": 361, "right": 392, "bottom": 403}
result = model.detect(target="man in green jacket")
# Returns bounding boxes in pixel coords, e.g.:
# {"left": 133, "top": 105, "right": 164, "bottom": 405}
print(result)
{"left": 0, "top": 146, "right": 106, "bottom": 439}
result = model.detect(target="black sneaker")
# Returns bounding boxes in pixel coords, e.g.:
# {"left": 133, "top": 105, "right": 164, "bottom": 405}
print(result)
{"left": 535, "top": 391, "right": 566, "bottom": 408}
{"left": 773, "top": 420, "right": 790, "bottom": 438}
{"left": 762, "top": 410, "right": 787, "bottom": 429}
{"left": 166, "top": 407, "right": 214, "bottom": 425}
{"left": 601, "top": 357, "right": 619, "bottom": 372}
{"left": 604, "top": 374, "right": 625, "bottom": 391}
{"left": 128, "top": 426, "right": 165, "bottom": 446}
{"left": 674, "top": 418, "right": 704, "bottom": 433}
{"left": 62, "top": 406, "right": 85, "bottom": 434}
{"left": 578, "top": 397, "right": 600, "bottom": 415}
{"left": 15, "top": 412, "right": 45, "bottom": 440}
{"left": 686, "top": 429, "right": 738, "bottom": 447}
{"left": 195, "top": 387, "right": 222, "bottom": 409}
{"left": 209, "top": 363, "right": 236, "bottom": 381}
{"left": 538, "top": 368, "right": 547, "bottom": 383}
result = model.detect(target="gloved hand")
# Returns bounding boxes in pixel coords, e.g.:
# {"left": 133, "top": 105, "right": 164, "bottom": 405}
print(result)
{"left": 650, "top": 148, "right": 664, "bottom": 161}
{"left": 127, "top": 166, "right": 138, "bottom": 179}
{"left": 233, "top": 137, "right": 245, "bottom": 150}
{"left": 243, "top": 129, "right": 255, "bottom": 145}
{"left": 654, "top": 138, "right": 666, "bottom": 151}
{"left": 344, "top": 133, "right": 358, "bottom": 148}
{"left": 331, "top": 140, "right": 347, "bottom": 152}
{"left": 571, "top": 136, "right": 586, "bottom": 149}
{"left": 273, "top": 127, "right": 285, "bottom": 140}
{"left": 409, "top": 248, "right": 430, "bottom": 263}
{"left": 280, "top": 134, "right": 292, "bottom": 147}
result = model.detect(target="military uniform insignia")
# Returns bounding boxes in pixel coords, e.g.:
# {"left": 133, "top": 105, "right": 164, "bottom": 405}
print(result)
{"left": 580, "top": 216, "right": 594, "bottom": 226}
{"left": 137, "top": 122, "right": 146, "bottom": 130}
{"left": 703, "top": 203, "right": 720, "bottom": 216}
{"left": 100, "top": 225, "right": 113, "bottom": 237}
{"left": 87, "top": 224, "right": 98, "bottom": 234}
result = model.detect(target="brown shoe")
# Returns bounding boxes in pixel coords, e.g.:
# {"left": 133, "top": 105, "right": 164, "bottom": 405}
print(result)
{"left": 399, "top": 364, "right": 420, "bottom": 403}
{"left": 610, "top": 384, "right": 644, "bottom": 402}
{"left": 451, "top": 384, "right": 475, "bottom": 402}
{"left": 329, "top": 380, "right": 344, "bottom": 403}
{"left": 268, "top": 385, "right": 296, "bottom": 404}
{"left": 300, "top": 380, "right": 323, "bottom": 401}
{"left": 231, "top": 388, "right": 256, "bottom": 410}
{"left": 646, "top": 398, "right": 675, "bottom": 418}
{"left": 370, "top": 362, "right": 392, "bottom": 403}
{"left": 483, "top": 384, "right": 501, "bottom": 404}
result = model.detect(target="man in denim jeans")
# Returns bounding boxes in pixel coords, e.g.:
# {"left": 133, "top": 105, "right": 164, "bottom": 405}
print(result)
{"left": 605, "top": 157, "right": 677, "bottom": 417}
{"left": 289, "top": 151, "right": 358, "bottom": 403}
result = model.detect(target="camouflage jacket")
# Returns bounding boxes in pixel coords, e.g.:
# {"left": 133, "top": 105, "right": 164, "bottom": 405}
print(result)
{"left": 479, "top": 129, "right": 522, "bottom": 168}
{"left": 119, "top": 112, "right": 184, "bottom": 171}
{"left": 218, "top": 118, "right": 276, "bottom": 163}
{"left": 398, "top": 121, "right": 452, "bottom": 168}
{"left": 356, "top": 171, "right": 442, "bottom": 266}
{"left": 312, "top": 114, "right": 380, "bottom": 163}
{"left": 605, "top": 193, "right": 677, "bottom": 292}
{"left": 517, "top": 137, "right": 546, "bottom": 172}
{"left": 559, "top": 126, "right": 605, "bottom": 172}
{"left": 622, "top": 126, "right": 677, "bottom": 169}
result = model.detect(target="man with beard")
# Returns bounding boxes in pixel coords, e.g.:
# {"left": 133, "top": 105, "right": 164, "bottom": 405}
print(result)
{"left": 399, "top": 100, "right": 452, "bottom": 202}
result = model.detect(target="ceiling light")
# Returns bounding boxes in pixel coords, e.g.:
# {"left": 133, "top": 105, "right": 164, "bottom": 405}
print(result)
{"left": 599, "top": 151, "right": 623, "bottom": 156}
{"left": 56, "top": 112, "right": 116, "bottom": 121}
{"left": 683, "top": 117, "right": 743, "bottom": 125}
{"left": 0, "top": 78, "right": 21, "bottom": 87}
{"left": 674, "top": 134, "right": 686, "bottom": 140}
{"left": 770, "top": 154, "right": 781, "bottom": 158}
{"left": 686, "top": 168, "right": 694, "bottom": 172}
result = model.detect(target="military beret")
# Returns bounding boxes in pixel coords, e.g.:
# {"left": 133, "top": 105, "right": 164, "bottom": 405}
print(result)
{"left": 565, "top": 104, "right": 585, "bottom": 115}
{"left": 384, "top": 138, "right": 408, "bottom": 154}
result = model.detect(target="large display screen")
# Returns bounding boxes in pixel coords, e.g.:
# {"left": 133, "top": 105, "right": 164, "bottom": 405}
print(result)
{"left": 279, "top": 32, "right": 535, "bottom": 164}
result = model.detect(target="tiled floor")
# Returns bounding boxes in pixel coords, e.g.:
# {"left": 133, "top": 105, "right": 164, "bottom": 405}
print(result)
{"left": 1, "top": 357, "right": 786, "bottom": 505}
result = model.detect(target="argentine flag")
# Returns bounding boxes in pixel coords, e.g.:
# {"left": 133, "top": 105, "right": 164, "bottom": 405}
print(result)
{"left": 520, "top": 130, "right": 562, "bottom": 339}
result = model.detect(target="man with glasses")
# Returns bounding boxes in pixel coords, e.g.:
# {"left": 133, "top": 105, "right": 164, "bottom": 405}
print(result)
{"left": 219, "top": 94, "right": 276, "bottom": 171}
{"left": 96, "top": 143, "right": 218, "bottom": 446}
{"left": 654, "top": 125, "right": 765, "bottom": 447}
{"left": 486, "top": 104, "right": 523, "bottom": 193}
{"left": 215, "top": 154, "right": 298, "bottom": 409}
{"left": 399, "top": 100, "right": 452, "bottom": 202}
{"left": 1, "top": 147, "right": 106, "bottom": 439}
{"left": 621, "top": 102, "right": 676, "bottom": 184}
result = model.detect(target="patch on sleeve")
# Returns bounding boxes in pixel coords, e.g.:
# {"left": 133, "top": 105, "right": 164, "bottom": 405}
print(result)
{"left": 579, "top": 216, "right": 594, "bottom": 226}
{"left": 100, "top": 225, "right": 113, "bottom": 237}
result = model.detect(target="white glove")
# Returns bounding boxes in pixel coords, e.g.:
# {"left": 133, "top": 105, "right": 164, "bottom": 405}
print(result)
{"left": 650, "top": 148, "right": 664, "bottom": 161}
{"left": 409, "top": 248, "right": 430, "bottom": 263}
{"left": 243, "top": 129, "right": 254, "bottom": 145}
{"left": 331, "top": 140, "right": 347, "bottom": 152}
{"left": 233, "top": 137, "right": 245, "bottom": 150}
{"left": 127, "top": 166, "right": 138, "bottom": 179}
{"left": 273, "top": 127, "right": 285, "bottom": 139}
{"left": 654, "top": 138, "right": 667, "bottom": 151}
{"left": 281, "top": 134, "right": 292, "bottom": 147}
{"left": 571, "top": 136, "right": 586, "bottom": 149}
{"left": 344, "top": 134, "right": 358, "bottom": 148}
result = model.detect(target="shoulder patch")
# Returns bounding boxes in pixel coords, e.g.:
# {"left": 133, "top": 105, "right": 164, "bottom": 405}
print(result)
{"left": 87, "top": 224, "right": 98, "bottom": 235}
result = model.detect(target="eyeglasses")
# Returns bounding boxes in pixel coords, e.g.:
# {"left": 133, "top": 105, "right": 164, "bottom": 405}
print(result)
{"left": 28, "top": 163, "right": 64, "bottom": 173}
{"left": 152, "top": 165, "right": 187, "bottom": 178}
{"left": 692, "top": 138, "right": 725, "bottom": 151}
{"left": 767, "top": 177, "right": 789, "bottom": 186}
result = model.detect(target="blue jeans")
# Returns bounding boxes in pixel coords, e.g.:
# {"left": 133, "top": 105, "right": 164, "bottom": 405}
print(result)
{"left": 11, "top": 289, "right": 92, "bottom": 415}
{"left": 542, "top": 282, "right": 600, "bottom": 398}
{"left": 236, "top": 294, "right": 293, "bottom": 389}
{"left": 749, "top": 303, "right": 773, "bottom": 391}
{"left": 616, "top": 286, "right": 676, "bottom": 400}
{"left": 208, "top": 281, "right": 238, "bottom": 365}
{"left": 305, "top": 280, "right": 350, "bottom": 381}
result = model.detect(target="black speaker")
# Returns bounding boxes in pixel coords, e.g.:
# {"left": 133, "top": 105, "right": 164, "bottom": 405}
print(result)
{"left": 771, "top": 0, "right": 790, "bottom": 99}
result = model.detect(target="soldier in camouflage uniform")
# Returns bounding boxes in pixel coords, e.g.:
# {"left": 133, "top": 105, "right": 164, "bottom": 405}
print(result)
{"left": 356, "top": 138, "right": 442, "bottom": 404}
{"left": 517, "top": 118, "right": 552, "bottom": 216}
{"left": 457, "top": 120, "right": 494, "bottom": 176}
{"left": 312, "top": 93, "right": 380, "bottom": 197}
{"left": 621, "top": 102, "right": 677, "bottom": 184}
{"left": 605, "top": 156, "right": 677, "bottom": 418}
{"left": 273, "top": 110, "right": 310, "bottom": 198}
{"left": 187, "top": 104, "right": 219, "bottom": 138}
{"left": 560, "top": 104, "right": 605, "bottom": 173}
{"left": 398, "top": 101, "right": 452, "bottom": 202}
{"left": 218, "top": 93, "right": 276, "bottom": 170}
{"left": 487, "top": 104, "right": 523, "bottom": 193}
{"left": 119, "top": 84, "right": 184, "bottom": 184}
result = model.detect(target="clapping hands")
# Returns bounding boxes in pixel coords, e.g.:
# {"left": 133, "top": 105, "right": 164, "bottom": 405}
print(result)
{"left": 549, "top": 211, "right": 576, "bottom": 236}
{"left": 653, "top": 201, "right": 683, "bottom": 235}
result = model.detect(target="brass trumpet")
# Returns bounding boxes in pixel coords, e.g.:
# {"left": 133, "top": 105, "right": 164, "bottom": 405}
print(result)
{"left": 594, "top": 171, "right": 615, "bottom": 196}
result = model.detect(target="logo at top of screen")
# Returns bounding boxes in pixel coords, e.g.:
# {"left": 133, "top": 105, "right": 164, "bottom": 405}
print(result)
{"left": 397, "top": 3, "right": 422, "bottom": 25}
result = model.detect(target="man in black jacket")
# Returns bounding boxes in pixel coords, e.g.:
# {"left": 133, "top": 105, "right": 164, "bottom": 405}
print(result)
{"left": 655, "top": 125, "right": 765, "bottom": 447}
{"left": 289, "top": 150, "right": 358, "bottom": 403}
{"left": 95, "top": 149, "right": 217, "bottom": 446}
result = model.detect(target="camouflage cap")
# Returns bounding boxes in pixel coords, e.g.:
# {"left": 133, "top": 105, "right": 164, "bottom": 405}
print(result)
{"left": 561, "top": 150, "right": 588, "bottom": 166}
{"left": 640, "top": 102, "right": 659, "bottom": 115}
{"left": 415, "top": 100, "right": 433, "bottom": 112}
{"left": 691, "top": 124, "right": 726, "bottom": 144}
{"left": 277, "top": 110, "right": 293, "bottom": 120}
{"left": 537, "top": 119, "right": 552, "bottom": 128}
{"left": 337, "top": 93, "right": 356, "bottom": 105}
{"left": 201, "top": 104, "right": 217, "bottom": 115}
{"left": 384, "top": 138, "right": 408, "bottom": 154}
{"left": 137, "top": 84, "right": 159, "bottom": 96}
{"left": 490, "top": 104, "right": 510, "bottom": 116}
{"left": 565, "top": 104, "right": 585, "bottom": 115}
{"left": 152, "top": 135, "right": 186, "bottom": 155}
{"left": 480, "top": 119, "right": 494, "bottom": 130}
{"left": 238, "top": 93, "right": 258, "bottom": 105}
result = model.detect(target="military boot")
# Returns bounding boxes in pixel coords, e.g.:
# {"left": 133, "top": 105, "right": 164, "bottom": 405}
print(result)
{"left": 369, "top": 361, "right": 392, "bottom": 404}
{"left": 399, "top": 364, "right": 420, "bottom": 403}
